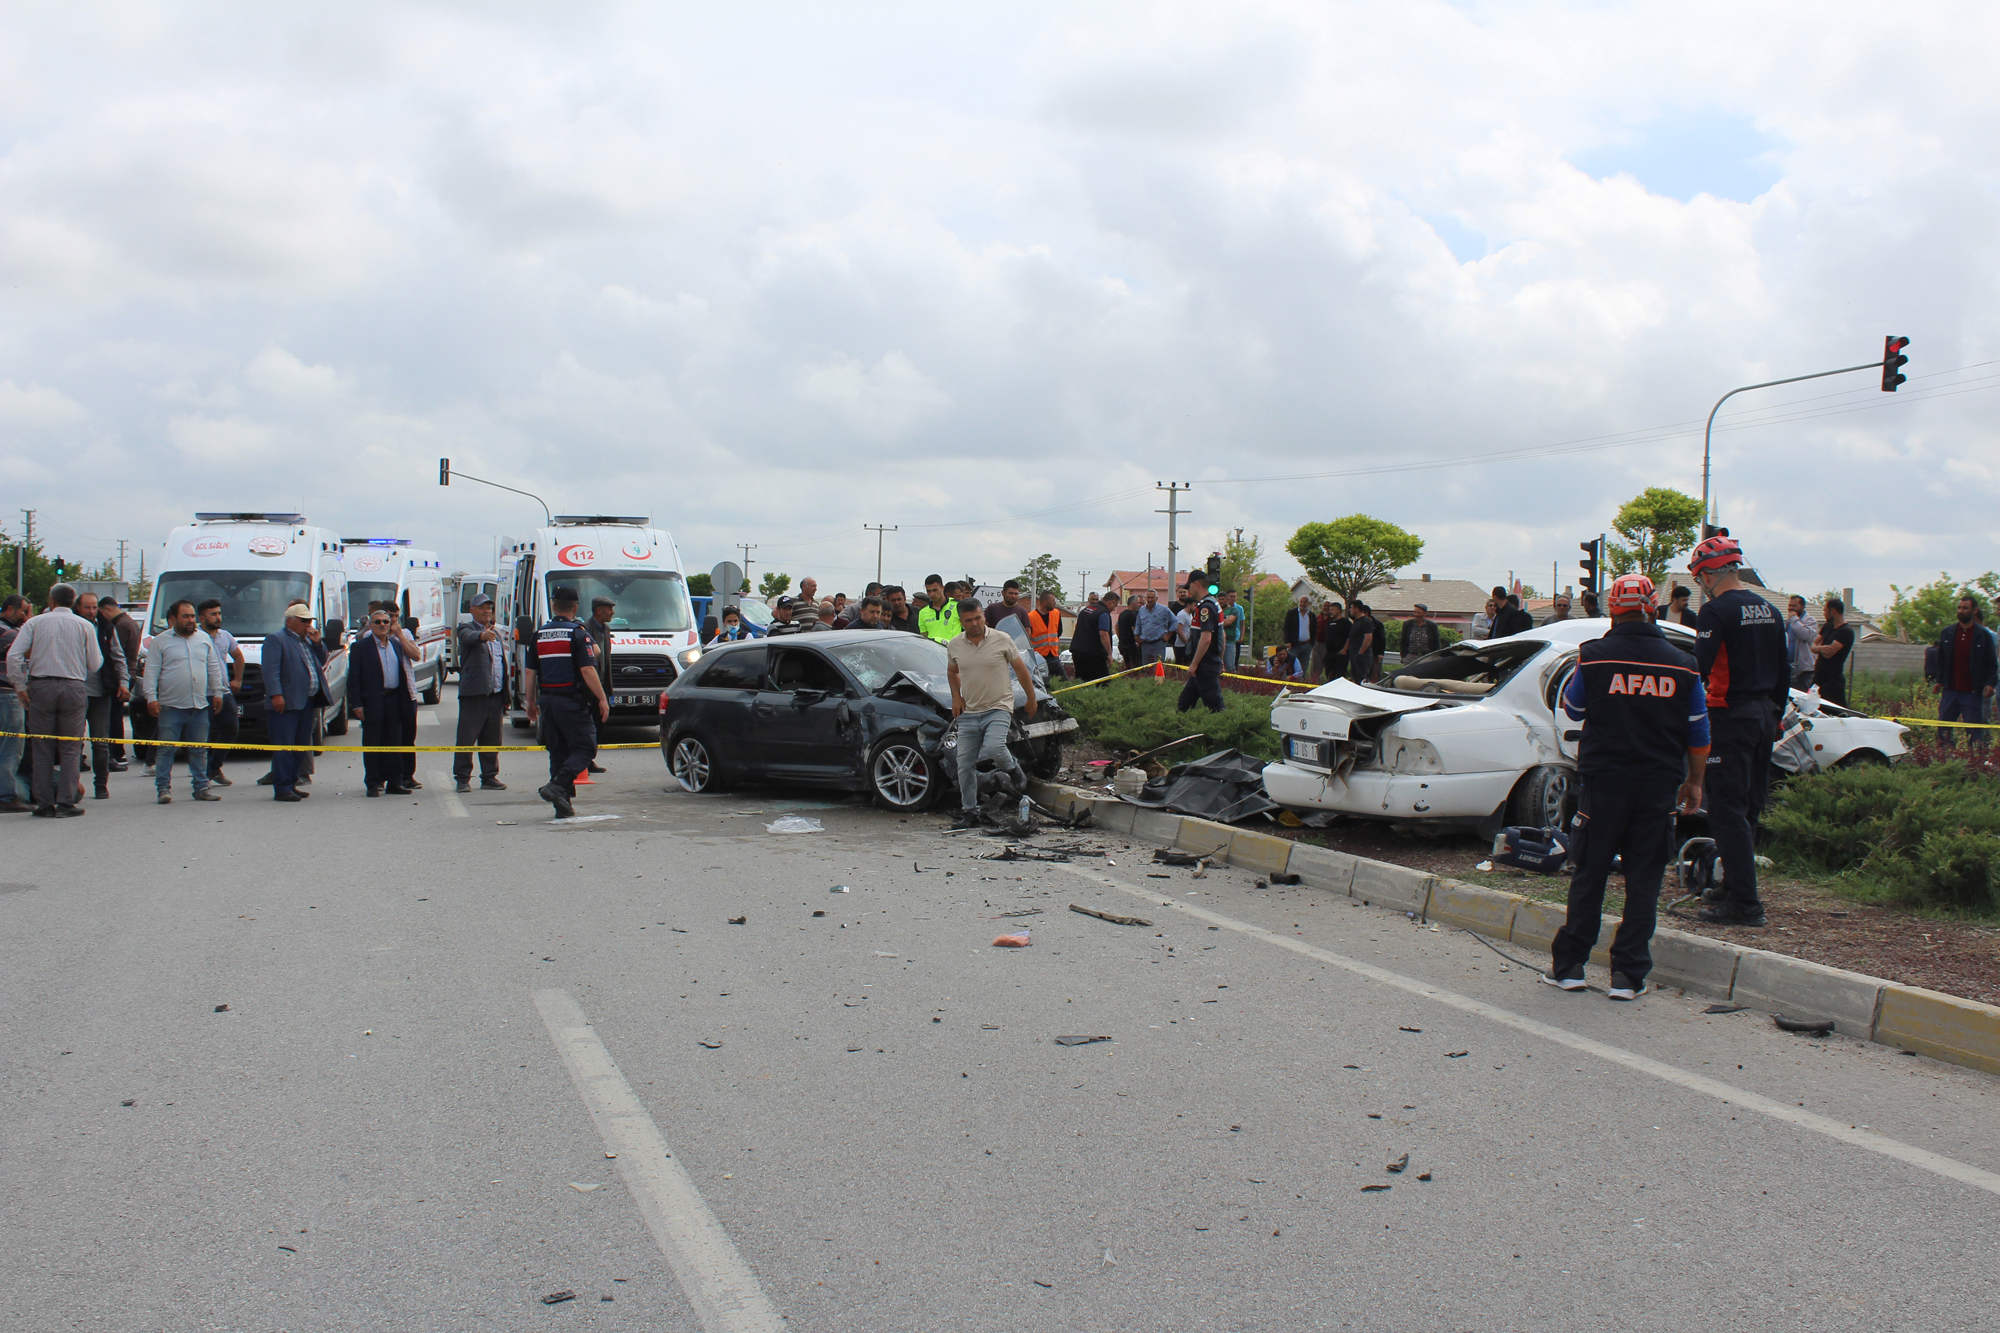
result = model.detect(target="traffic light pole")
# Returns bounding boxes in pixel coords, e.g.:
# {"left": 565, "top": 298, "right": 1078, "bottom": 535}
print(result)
{"left": 1700, "top": 354, "right": 1893, "bottom": 524}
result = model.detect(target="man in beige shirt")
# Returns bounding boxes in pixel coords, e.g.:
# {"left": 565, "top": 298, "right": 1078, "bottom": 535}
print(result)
{"left": 945, "top": 600, "right": 1038, "bottom": 830}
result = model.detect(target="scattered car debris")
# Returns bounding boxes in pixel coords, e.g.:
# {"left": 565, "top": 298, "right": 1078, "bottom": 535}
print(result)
{"left": 1360, "top": 1184, "right": 1392, "bottom": 1193}
{"left": 1032, "top": 1279, "right": 1054, "bottom": 1289}
{"left": 993, "top": 908, "right": 1044, "bottom": 919}
{"left": 1070, "top": 903, "right": 1153, "bottom": 927}
{"left": 1153, "top": 849, "right": 1205, "bottom": 867}
{"left": 1253, "top": 878, "right": 1269, "bottom": 889}
{"left": 1703, "top": 1004, "right": 1749, "bottom": 1015}
{"left": 1476, "top": 860, "right": 1495, "bottom": 872}
{"left": 494, "top": 820, "right": 517, "bottom": 826}
{"left": 1367, "top": 1113, "right": 1382, "bottom": 1119}
{"left": 570, "top": 1183, "right": 600, "bottom": 1192}
{"left": 120, "top": 1099, "right": 136, "bottom": 1107}
{"left": 1416, "top": 1171, "right": 1433, "bottom": 1182}
{"left": 765, "top": 816, "right": 824, "bottom": 834}
{"left": 1054, "top": 1035, "right": 1111, "bottom": 1046}
{"left": 1268, "top": 872, "right": 1301, "bottom": 885}
{"left": 1399, "top": 1026, "right": 1423, "bottom": 1033}
{"left": 830, "top": 885, "right": 851, "bottom": 893}
{"left": 213, "top": 1004, "right": 229, "bottom": 1013}
{"left": 277, "top": 1245, "right": 296, "bottom": 1252}
{"left": 980, "top": 845, "right": 1077, "bottom": 863}
{"left": 728, "top": 916, "right": 747, "bottom": 925}
{"left": 1146, "top": 873, "right": 1172, "bottom": 879}
{"left": 1386, "top": 1154, "right": 1409, "bottom": 1173}
{"left": 697, "top": 1040, "right": 722, "bottom": 1049}
{"left": 1445, "top": 1050, "right": 1469, "bottom": 1058}
{"left": 1120, "top": 749, "right": 1279, "bottom": 822}
{"left": 541, "top": 1291, "right": 577, "bottom": 1305}
{"left": 1773, "top": 1015, "right": 1836, "bottom": 1035}
{"left": 992, "top": 930, "right": 1033, "bottom": 948}
{"left": 812, "top": 910, "right": 827, "bottom": 917}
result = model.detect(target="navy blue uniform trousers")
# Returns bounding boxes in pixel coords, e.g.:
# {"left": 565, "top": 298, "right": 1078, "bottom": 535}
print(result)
{"left": 541, "top": 692, "right": 597, "bottom": 791}
{"left": 1551, "top": 785, "right": 1678, "bottom": 984}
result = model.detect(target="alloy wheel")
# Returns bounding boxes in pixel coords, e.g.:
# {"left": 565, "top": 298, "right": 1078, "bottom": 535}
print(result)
{"left": 671, "top": 737, "right": 713, "bottom": 792}
{"left": 872, "top": 742, "right": 932, "bottom": 808}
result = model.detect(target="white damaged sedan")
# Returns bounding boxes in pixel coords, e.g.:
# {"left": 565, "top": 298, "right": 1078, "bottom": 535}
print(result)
{"left": 1263, "top": 619, "right": 1910, "bottom": 836}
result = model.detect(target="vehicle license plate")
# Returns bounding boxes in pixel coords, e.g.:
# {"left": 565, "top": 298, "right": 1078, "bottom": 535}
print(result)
{"left": 1288, "top": 737, "right": 1320, "bottom": 762}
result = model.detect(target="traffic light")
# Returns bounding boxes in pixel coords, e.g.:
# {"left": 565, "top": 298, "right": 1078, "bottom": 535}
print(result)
{"left": 1578, "top": 539, "right": 1599, "bottom": 595}
{"left": 1205, "top": 552, "right": 1222, "bottom": 596}
{"left": 439, "top": 457, "right": 451, "bottom": 485}
{"left": 1881, "top": 335, "right": 1909, "bottom": 392}
{"left": 52, "top": 554, "right": 66, "bottom": 580}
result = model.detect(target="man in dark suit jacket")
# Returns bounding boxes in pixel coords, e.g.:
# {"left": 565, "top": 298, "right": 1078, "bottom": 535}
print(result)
{"left": 351, "top": 605, "right": 421, "bottom": 797}
{"left": 453, "top": 594, "right": 509, "bottom": 791}
{"left": 260, "top": 604, "right": 329, "bottom": 801}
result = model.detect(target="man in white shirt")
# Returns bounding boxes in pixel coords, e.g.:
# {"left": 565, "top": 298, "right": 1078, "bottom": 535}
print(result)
{"left": 7, "top": 584, "right": 103, "bottom": 816}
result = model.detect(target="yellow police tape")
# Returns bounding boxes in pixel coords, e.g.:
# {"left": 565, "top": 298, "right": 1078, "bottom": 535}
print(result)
{"left": 0, "top": 730, "right": 661, "bottom": 753}
{"left": 1879, "top": 715, "right": 2000, "bottom": 730}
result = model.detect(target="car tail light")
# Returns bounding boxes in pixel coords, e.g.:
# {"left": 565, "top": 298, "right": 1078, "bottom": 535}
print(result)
{"left": 657, "top": 691, "right": 670, "bottom": 715}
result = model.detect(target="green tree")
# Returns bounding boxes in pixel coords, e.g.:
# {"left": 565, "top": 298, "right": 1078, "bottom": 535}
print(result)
{"left": 1285, "top": 515, "right": 1424, "bottom": 605}
{"left": 1604, "top": 487, "right": 1703, "bottom": 585}
{"left": 0, "top": 527, "right": 57, "bottom": 605}
{"left": 1219, "top": 532, "right": 1266, "bottom": 595}
{"left": 758, "top": 571, "right": 792, "bottom": 598}
{"left": 1015, "top": 553, "right": 1062, "bottom": 599}
{"left": 1885, "top": 572, "right": 2000, "bottom": 643}
{"left": 685, "top": 572, "right": 714, "bottom": 597}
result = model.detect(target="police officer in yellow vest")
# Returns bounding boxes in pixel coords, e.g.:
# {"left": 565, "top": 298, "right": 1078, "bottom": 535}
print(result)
{"left": 918, "top": 576, "right": 962, "bottom": 644}
{"left": 1026, "top": 590, "right": 1067, "bottom": 679}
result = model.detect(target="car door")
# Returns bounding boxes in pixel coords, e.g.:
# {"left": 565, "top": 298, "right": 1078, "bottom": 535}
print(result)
{"left": 756, "top": 647, "right": 860, "bottom": 779}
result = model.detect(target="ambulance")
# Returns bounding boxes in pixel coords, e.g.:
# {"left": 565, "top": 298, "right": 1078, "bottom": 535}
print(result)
{"left": 495, "top": 517, "right": 702, "bottom": 729}
{"left": 444, "top": 571, "right": 502, "bottom": 676}
{"left": 341, "top": 539, "right": 449, "bottom": 703}
{"left": 143, "top": 513, "right": 352, "bottom": 740}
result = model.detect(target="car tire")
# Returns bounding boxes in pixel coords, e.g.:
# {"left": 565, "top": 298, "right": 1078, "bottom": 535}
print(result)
{"left": 422, "top": 669, "right": 442, "bottom": 705}
{"left": 1027, "top": 738, "right": 1064, "bottom": 781}
{"left": 869, "top": 736, "right": 938, "bottom": 813}
{"left": 1508, "top": 764, "right": 1573, "bottom": 832}
{"left": 325, "top": 701, "right": 349, "bottom": 736}
{"left": 668, "top": 731, "right": 731, "bottom": 793}
{"left": 510, "top": 714, "right": 534, "bottom": 731}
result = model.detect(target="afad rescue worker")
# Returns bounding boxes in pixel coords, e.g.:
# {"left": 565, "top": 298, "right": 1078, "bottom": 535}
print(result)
{"left": 1543, "top": 575, "right": 1710, "bottom": 1000}
{"left": 1176, "top": 577, "right": 1226, "bottom": 714}
{"left": 1688, "top": 533, "right": 1790, "bottom": 927}
{"left": 525, "top": 584, "right": 609, "bottom": 819}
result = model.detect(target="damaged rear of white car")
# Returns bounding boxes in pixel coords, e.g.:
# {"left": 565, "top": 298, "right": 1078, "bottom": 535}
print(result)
{"left": 1263, "top": 620, "right": 1910, "bottom": 836}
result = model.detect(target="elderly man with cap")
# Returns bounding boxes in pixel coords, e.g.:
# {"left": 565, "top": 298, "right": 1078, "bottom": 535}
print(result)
{"left": 1542, "top": 574, "right": 1709, "bottom": 1001}
{"left": 452, "top": 594, "right": 510, "bottom": 793}
{"left": 1399, "top": 602, "right": 1441, "bottom": 662}
{"left": 260, "top": 601, "right": 329, "bottom": 802}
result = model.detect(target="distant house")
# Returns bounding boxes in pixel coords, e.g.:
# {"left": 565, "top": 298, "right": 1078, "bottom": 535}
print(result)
{"left": 1103, "top": 568, "right": 1288, "bottom": 601}
{"left": 1283, "top": 574, "right": 1493, "bottom": 630}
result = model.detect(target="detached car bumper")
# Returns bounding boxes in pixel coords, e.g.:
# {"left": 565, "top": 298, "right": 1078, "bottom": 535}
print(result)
{"left": 1262, "top": 759, "right": 1520, "bottom": 822}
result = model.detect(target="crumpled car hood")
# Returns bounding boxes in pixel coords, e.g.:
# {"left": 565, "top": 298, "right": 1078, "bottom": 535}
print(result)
{"left": 878, "top": 669, "right": 1057, "bottom": 713}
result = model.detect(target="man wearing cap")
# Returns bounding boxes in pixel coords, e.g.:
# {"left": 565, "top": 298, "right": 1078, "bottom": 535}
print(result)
{"left": 261, "top": 602, "right": 329, "bottom": 802}
{"left": 524, "top": 585, "right": 609, "bottom": 819}
{"left": 1543, "top": 574, "right": 1709, "bottom": 1001}
{"left": 1399, "top": 603, "right": 1441, "bottom": 662}
{"left": 765, "top": 597, "right": 804, "bottom": 637}
{"left": 1687, "top": 533, "right": 1790, "bottom": 927}
{"left": 453, "top": 595, "right": 510, "bottom": 793}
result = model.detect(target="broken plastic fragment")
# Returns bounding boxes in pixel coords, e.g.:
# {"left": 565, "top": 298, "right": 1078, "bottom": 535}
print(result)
{"left": 1054, "top": 1034, "right": 1111, "bottom": 1046}
{"left": 1446, "top": 1050, "right": 1469, "bottom": 1058}
{"left": 1416, "top": 1171, "right": 1433, "bottom": 1182}
{"left": 1360, "top": 1184, "right": 1392, "bottom": 1193}
{"left": 728, "top": 916, "right": 747, "bottom": 925}
{"left": 213, "top": 1004, "right": 229, "bottom": 1012}
{"left": 570, "top": 1183, "right": 600, "bottom": 1192}
{"left": 542, "top": 1291, "right": 577, "bottom": 1305}
{"left": 1476, "top": 860, "right": 1494, "bottom": 872}
{"left": 992, "top": 930, "right": 1032, "bottom": 947}
{"left": 1386, "top": 1154, "right": 1409, "bottom": 1173}
{"left": 766, "top": 816, "right": 824, "bottom": 833}
{"left": 696, "top": 1040, "right": 722, "bottom": 1049}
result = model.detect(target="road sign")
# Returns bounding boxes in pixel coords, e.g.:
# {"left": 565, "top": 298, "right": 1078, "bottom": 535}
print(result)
{"left": 711, "top": 561, "right": 745, "bottom": 608}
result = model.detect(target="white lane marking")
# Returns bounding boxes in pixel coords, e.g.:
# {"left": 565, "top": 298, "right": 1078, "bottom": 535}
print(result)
{"left": 1059, "top": 865, "right": 2000, "bottom": 1199}
{"left": 533, "top": 989, "right": 785, "bottom": 1333}
{"left": 419, "top": 709, "right": 442, "bottom": 729}
{"left": 434, "top": 772, "right": 466, "bottom": 818}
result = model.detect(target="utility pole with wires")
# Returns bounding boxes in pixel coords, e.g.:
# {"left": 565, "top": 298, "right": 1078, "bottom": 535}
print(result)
{"left": 1078, "top": 571, "right": 1091, "bottom": 607}
{"left": 1155, "top": 482, "right": 1189, "bottom": 600}
{"left": 864, "top": 524, "right": 897, "bottom": 587}
{"left": 18, "top": 509, "right": 34, "bottom": 598}
{"left": 118, "top": 539, "right": 130, "bottom": 583}
{"left": 736, "top": 544, "right": 758, "bottom": 596}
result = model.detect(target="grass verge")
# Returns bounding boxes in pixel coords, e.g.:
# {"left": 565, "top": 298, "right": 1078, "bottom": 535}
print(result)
{"left": 1059, "top": 676, "right": 1282, "bottom": 762}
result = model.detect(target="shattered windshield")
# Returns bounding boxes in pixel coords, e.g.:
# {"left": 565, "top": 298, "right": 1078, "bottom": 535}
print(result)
{"left": 825, "top": 635, "right": 949, "bottom": 692}
{"left": 1372, "top": 639, "right": 1550, "bottom": 696}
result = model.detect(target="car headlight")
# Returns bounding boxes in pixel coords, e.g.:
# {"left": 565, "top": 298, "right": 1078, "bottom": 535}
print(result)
{"left": 1382, "top": 737, "right": 1443, "bottom": 775}
{"left": 676, "top": 646, "right": 702, "bottom": 669}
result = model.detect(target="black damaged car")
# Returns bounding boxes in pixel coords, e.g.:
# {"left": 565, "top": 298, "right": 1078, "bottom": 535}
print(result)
{"left": 658, "top": 626, "right": 1077, "bottom": 811}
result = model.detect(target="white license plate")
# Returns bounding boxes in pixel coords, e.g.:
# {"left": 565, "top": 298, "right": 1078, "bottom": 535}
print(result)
{"left": 1287, "top": 737, "right": 1321, "bottom": 761}
{"left": 618, "top": 693, "right": 652, "bottom": 706}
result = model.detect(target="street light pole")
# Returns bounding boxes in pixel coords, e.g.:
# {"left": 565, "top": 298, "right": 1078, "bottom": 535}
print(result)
{"left": 1699, "top": 358, "right": 1885, "bottom": 525}
{"left": 438, "top": 458, "right": 551, "bottom": 524}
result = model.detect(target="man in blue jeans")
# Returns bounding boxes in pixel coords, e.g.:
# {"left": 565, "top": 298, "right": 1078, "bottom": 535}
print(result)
{"left": 945, "top": 600, "right": 1038, "bottom": 830}
{"left": 260, "top": 603, "right": 329, "bottom": 802}
{"left": 143, "top": 599, "right": 227, "bottom": 803}
{"left": 1134, "top": 590, "right": 1175, "bottom": 665}
{"left": 1930, "top": 595, "right": 1998, "bottom": 749}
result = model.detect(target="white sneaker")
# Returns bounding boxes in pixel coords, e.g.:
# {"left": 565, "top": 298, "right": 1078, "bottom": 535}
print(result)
{"left": 1541, "top": 968, "right": 1586, "bottom": 991}
{"left": 1607, "top": 973, "right": 1652, "bottom": 1001}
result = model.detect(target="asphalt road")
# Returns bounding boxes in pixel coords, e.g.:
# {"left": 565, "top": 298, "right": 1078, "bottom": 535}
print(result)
{"left": 4, "top": 690, "right": 1998, "bottom": 1332}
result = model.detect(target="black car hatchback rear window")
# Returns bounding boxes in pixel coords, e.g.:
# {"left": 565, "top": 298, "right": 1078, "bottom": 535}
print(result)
{"left": 695, "top": 646, "right": 766, "bottom": 690}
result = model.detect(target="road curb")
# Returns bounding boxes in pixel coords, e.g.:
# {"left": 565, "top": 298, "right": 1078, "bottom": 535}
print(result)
{"left": 1036, "top": 780, "right": 2000, "bottom": 1080}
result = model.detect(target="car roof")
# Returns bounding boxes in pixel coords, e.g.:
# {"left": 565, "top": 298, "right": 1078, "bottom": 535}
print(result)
{"left": 1488, "top": 617, "right": 1694, "bottom": 649}
{"left": 707, "top": 629, "right": 940, "bottom": 648}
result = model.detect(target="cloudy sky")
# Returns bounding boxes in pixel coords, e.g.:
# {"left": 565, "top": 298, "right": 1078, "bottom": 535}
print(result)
{"left": 3, "top": 1, "right": 1996, "bottom": 608}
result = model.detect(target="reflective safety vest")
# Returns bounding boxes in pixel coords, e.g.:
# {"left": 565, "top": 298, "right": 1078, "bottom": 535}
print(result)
{"left": 1026, "top": 608, "right": 1062, "bottom": 655}
{"left": 918, "top": 601, "right": 961, "bottom": 644}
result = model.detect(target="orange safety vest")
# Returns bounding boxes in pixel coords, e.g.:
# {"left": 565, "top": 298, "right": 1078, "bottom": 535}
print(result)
{"left": 1026, "top": 608, "right": 1062, "bottom": 655}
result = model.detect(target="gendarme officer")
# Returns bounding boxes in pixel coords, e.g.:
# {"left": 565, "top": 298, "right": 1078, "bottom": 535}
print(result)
{"left": 525, "top": 584, "right": 609, "bottom": 818}
{"left": 1176, "top": 576, "right": 1226, "bottom": 714}
{"left": 1543, "top": 574, "right": 1710, "bottom": 1001}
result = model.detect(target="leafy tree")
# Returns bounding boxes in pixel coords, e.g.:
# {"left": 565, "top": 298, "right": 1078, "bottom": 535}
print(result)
{"left": 1219, "top": 532, "right": 1265, "bottom": 596}
{"left": 1885, "top": 572, "right": 2000, "bottom": 643}
{"left": 685, "top": 572, "right": 714, "bottom": 597}
{"left": 83, "top": 556, "right": 119, "bottom": 582}
{"left": 1015, "top": 553, "right": 1062, "bottom": 599}
{"left": 758, "top": 571, "right": 792, "bottom": 598}
{"left": 0, "top": 527, "right": 57, "bottom": 605}
{"left": 1285, "top": 516, "right": 1424, "bottom": 605}
{"left": 1604, "top": 487, "right": 1703, "bottom": 584}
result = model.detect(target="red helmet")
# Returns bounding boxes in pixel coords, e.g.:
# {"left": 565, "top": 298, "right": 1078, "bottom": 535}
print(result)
{"left": 1687, "top": 534, "right": 1743, "bottom": 578}
{"left": 1606, "top": 573, "right": 1657, "bottom": 615}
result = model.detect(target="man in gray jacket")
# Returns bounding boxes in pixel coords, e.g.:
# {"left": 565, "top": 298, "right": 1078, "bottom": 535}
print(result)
{"left": 452, "top": 595, "right": 509, "bottom": 792}
{"left": 75, "top": 592, "right": 130, "bottom": 800}
{"left": 143, "top": 598, "right": 226, "bottom": 803}
{"left": 7, "top": 584, "right": 103, "bottom": 817}
{"left": 1784, "top": 596, "right": 1819, "bottom": 691}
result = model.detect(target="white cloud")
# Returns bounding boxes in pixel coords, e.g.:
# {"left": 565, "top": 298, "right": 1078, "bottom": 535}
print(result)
{"left": 3, "top": 1, "right": 1998, "bottom": 605}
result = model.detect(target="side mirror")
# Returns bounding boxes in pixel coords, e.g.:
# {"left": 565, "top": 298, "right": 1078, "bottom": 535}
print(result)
{"left": 791, "top": 689, "right": 826, "bottom": 706}
{"left": 515, "top": 615, "right": 535, "bottom": 642}
{"left": 402, "top": 615, "right": 419, "bottom": 633}
{"left": 325, "top": 624, "right": 345, "bottom": 649}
